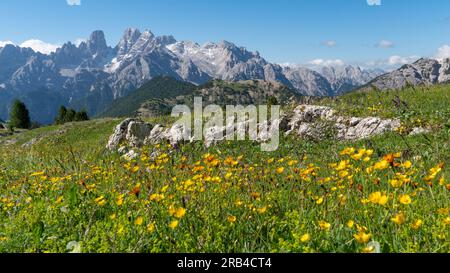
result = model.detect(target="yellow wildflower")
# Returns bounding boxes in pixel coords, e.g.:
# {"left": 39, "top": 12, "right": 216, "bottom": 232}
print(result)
{"left": 95, "top": 196, "right": 107, "bottom": 206}
{"left": 411, "top": 219, "right": 423, "bottom": 230}
{"left": 318, "top": 221, "right": 331, "bottom": 231}
{"left": 347, "top": 220, "right": 355, "bottom": 228}
{"left": 391, "top": 212, "right": 406, "bottom": 225}
{"left": 368, "top": 192, "right": 389, "bottom": 206}
{"left": 373, "top": 160, "right": 389, "bottom": 170}
{"left": 116, "top": 194, "right": 124, "bottom": 206}
{"left": 55, "top": 196, "right": 63, "bottom": 204}
{"left": 149, "top": 194, "right": 165, "bottom": 202}
{"left": 147, "top": 222, "right": 156, "bottom": 233}
{"left": 354, "top": 231, "right": 372, "bottom": 244}
{"left": 398, "top": 194, "right": 412, "bottom": 205}
{"left": 300, "top": 234, "right": 310, "bottom": 243}
{"left": 169, "top": 220, "right": 179, "bottom": 229}
{"left": 174, "top": 207, "right": 187, "bottom": 218}
{"left": 401, "top": 161, "right": 412, "bottom": 169}
{"left": 257, "top": 206, "right": 267, "bottom": 214}
{"left": 390, "top": 179, "right": 403, "bottom": 188}
{"left": 361, "top": 246, "right": 376, "bottom": 253}
{"left": 316, "top": 197, "right": 324, "bottom": 205}
{"left": 340, "top": 147, "right": 355, "bottom": 156}
{"left": 443, "top": 217, "right": 450, "bottom": 225}
{"left": 135, "top": 217, "right": 144, "bottom": 226}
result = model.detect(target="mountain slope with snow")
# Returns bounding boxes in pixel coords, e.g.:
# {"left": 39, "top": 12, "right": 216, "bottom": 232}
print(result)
{"left": 0, "top": 28, "right": 385, "bottom": 123}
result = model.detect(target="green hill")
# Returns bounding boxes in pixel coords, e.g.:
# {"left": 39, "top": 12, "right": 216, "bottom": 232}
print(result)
{"left": 98, "top": 76, "right": 197, "bottom": 118}
{"left": 101, "top": 77, "right": 302, "bottom": 119}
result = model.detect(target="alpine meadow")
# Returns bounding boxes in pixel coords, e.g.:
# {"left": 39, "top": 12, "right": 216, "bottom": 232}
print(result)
{"left": 0, "top": 0, "right": 449, "bottom": 256}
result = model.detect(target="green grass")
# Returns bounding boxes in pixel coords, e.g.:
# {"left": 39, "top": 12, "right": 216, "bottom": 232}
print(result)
{"left": 0, "top": 85, "right": 449, "bottom": 253}
{"left": 315, "top": 84, "right": 450, "bottom": 130}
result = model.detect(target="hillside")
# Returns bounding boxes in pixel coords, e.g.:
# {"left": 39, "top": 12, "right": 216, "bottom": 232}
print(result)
{"left": 98, "top": 76, "right": 197, "bottom": 118}
{"left": 101, "top": 77, "right": 302, "bottom": 118}
{"left": 315, "top": 83, "right": 450, "bottom": 132}
{"left": 0, "top": 84, "right": 449, "bottom": 253}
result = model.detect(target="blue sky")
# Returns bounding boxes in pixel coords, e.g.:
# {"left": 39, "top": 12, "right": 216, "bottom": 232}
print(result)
{"left": 1, "top": 0, "right": 449, "bottom": 69}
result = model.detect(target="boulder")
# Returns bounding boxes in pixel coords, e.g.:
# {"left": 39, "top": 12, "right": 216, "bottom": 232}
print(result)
{"left": 286, "top": 105, "right": 401, "bottom": 141}
{"left": 166, "top": 123, "right": 191, "bottom": 145}
{"left": 123, "top": 149, "right": 139, "bottom": 161}
{"left": 409, "top": 127, "right": 430, "bottom": 136}
{"left": 106, "top": 118, "right": 137, "bottom": 150}
{"left": 144, "top": 125, "right": 166, "bottom": 145}
{"left": 125, "top": 121, "right": 153, "bottom": 147}
{"left": 106, "top": 118, "right": 152, "bottom": 150}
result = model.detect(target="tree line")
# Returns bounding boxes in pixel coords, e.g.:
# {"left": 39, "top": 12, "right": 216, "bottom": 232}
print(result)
{"left": 5, "top": 100, "right": 89, "bottom": 130}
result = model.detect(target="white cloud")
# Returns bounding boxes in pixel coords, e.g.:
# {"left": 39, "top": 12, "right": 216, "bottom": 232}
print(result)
{"left": 67, "top": 0, "right": 81, "bottom": 6}
{"left": 361, "top": 55, "right": 420, "bottom": 71}
{"left": 367, "top": 0, "right": 381, "bottom": 6}
{"left": 435, "top": 45, "right": 450, "bottom": 60}
{"left": 74, "top": 38, "right": 86, "bottom": 46}
{"left": 376, "top": 40, "right": 394, "bottom": 48}
{"left": 388, "top": 55, "right": 419, "bottom": 65}
{"left": 0, "top": 41, "right": 14, "bottom": 47}
{"left": 323, "top": 40, "right": 337, "bottom": 48}
{"left": 308, "top": 59, "right": 345, "bottom": 67}
{"left": 20, "top": 40, "right": 60, "bottom": 54}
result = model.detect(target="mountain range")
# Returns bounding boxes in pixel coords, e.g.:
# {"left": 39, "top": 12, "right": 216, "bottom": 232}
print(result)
{"left": 0, "top": 27, "right": 404, "bottom": 124}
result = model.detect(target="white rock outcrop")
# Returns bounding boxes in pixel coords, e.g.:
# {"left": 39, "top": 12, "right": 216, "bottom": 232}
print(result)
{"left": 286, "top": 105, "right": 401, "bottom": 140}
{"left": 106, "top": 105, "right": 410, "bottom": 152}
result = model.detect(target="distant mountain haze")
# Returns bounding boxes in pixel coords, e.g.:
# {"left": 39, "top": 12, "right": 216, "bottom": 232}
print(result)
{"left": 0, "top": 28, "right": 389, "bottom": 123}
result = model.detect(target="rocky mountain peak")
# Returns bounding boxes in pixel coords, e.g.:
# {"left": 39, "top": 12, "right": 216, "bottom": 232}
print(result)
{"left": 116, "top": 27, "right": 142, "bottom": 56}
{"left": 154, "top": 35, "right": 177, "bottom": 47}
{"left": 366, "top": 57, "right": 450, "bottom": 90}
{"left": 218, "top": 40, "right": 237, "bottom": 49}
{"left": 86, "top": 30, "right": 108, "bottom": 55}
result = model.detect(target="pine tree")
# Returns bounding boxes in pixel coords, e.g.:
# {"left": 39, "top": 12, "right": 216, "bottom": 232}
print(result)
{"left": 55, "top": 106, "right": 67, "bottom": 125}
{"left": 65, "top": 109, "right": 76, "bottom": 123}
{"left": 9, "top": 100, "right": 31, "bottom": 129}
{"left": 74, "top": 110, "right": 89, "bottom": 122}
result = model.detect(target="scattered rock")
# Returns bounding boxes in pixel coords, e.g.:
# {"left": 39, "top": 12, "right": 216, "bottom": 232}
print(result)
{"left": 106, "top": 104, "right": 404, "bottom": 152}
{"left": 126, "top": 120, "right": 153, "bottom": 147}
{"left": 286, "top": 105, "right": 401, "bottom": 141}
{"left": 3, "top": 139, "right": 17, "bottom": 146}
{"left": 117, "top": 146, "right": 128, "bottom": 155}
{"left": 123, "top": 149, "right": 139, "bottom": 161}
{"left": 144, "top": 125, "right": 166, "bottom": 145}
{"left": 409, "top": 127, "right": 430, "bottom": 136}
{"left": 22, "top": 137, "right": 42, "bottom": 148}
{"left": 107, "top": 118, "right": 149, "bottom": 150}
{"left": 166, "top": 123, "right": 191, "bottom": 146}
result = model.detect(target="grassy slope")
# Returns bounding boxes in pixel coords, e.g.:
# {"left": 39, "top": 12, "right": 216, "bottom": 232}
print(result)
{"left": 98, "top": 76, "right": 196, "bottom": 118}
{"left": 315, "top": 84, "right": 450, "bottom": 130}
{"left": 0, "top": 85, "right": 449, "bottom": 253}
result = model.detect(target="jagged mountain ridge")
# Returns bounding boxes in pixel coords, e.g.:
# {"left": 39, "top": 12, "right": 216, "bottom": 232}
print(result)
{"left": 0, "top": 28, "right": 384, "bottom": 123}
{"left": 366, "top": 58, "right": 450, "bottom": 90}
